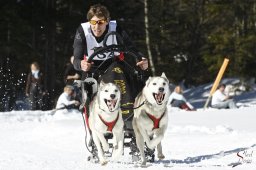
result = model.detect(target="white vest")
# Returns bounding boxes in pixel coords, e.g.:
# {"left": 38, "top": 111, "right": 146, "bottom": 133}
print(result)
{"left": 81, "top": 20, "right": 118, "bottom": 60}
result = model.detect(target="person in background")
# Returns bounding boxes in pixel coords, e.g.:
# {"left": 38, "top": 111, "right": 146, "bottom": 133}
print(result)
{"left": 211, "top": 84, "right": 237, "bottom": 109}
{"left": 56, "top": 85, "right": 80, "bottom": 109}
{"left": 25, "top": 62, "right": 44, "bottom": 110}
{"left": 64, "top": 56, "right": 81, "bottom": 85}
{"left": 168, "top": 85, "right": 195, "bottom": 111}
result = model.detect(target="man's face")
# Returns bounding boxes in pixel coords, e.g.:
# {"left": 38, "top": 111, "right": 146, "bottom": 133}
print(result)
{"left": 66, "top": 88, "right": 73, "bottom": 96}
{"left": 90, "top": 16, "right": 108, "bottom": 37}
{"left": 31, "top": 64, "right": 38, "bottom": 71}
{"left": 219, "top": 86, "right": 225, "bottom": 92}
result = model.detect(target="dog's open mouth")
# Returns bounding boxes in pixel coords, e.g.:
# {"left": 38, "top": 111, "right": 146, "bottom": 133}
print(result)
{"left": 104, "top": 99, "right": 117, "bottom": 111}
{"left": 153, "top": 93, "right": 165, "bottom": 105}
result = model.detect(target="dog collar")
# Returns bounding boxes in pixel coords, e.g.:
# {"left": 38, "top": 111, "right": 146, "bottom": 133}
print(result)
{"left": 98, "top": 113, "right": 119, "bottom": 132}
{"left": 146, "top": 111, "right": 165, "bottom": 130}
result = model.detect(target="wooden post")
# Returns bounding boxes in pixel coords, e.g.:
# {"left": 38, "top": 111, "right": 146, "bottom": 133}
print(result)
{"left": 204, "top": 58, "right": 229, "bottom": 109}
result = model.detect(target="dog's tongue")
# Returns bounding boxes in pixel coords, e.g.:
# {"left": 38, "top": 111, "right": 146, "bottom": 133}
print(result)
{"left": 107, "top": 100, "right": 116, "bottom": 111}
{"left": 157, "top": 93, "right": 162, "bottom": 101}
{"left": 155, "top": 93, "right": 164, "bottom": 102}
{"left": 112, "top": 100, "right": 116, "bottom": 105}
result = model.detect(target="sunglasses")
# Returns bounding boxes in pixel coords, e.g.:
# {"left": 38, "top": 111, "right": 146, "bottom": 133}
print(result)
{"left": 89, "top": 19, "right": 106, "bottom": 25}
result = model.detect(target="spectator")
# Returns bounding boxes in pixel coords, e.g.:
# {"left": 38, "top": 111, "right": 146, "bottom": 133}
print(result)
{"left": 64, "top": 56, "right": 80, "bottom": 85}
{"left": 168, "top": 85, "right": 195, "bottom": 111}
{"left": 56, "top": 85, "right": 80, "bottom": 109}
{"left": 25, "top": 62, "right": 44, "bottom": 110}
{"left": 211, "top": 84, "right": 237, "bottom": 109}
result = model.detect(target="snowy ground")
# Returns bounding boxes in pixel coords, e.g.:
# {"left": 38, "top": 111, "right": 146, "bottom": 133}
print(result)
{"left": 0, "top": 80, "right": 256, "bottom": 170}
{"left": 1, "top": 107, "right": 256, "bottom": 170}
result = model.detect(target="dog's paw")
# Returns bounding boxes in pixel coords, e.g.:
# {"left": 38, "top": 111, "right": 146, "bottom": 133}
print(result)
{"left": 158, "top": 154, "right": 165, "bottom": 160}
{"left": 100, "top": 160, "right": 108, "bottom": 166}
{"left": 149, "top": 146, "right": 156, "bottom": 150}
{"left": 102, "top": 143, "right": 109, "bottom": 152}
{"left": 147, "top": 142, "right": 156, "bottom": 150}
{"left": 111, "top": 148, "right": 123, "bottom": 161}
{"left": 148, "top": 139, "right": 160, "bottom": 150}
{"left": 141, "top": 160, "right": 146, "bottom": 166}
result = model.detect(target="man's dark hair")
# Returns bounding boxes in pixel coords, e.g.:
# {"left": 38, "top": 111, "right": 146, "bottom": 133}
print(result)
{"left": 87, "top": 4, "right": 110, "bottom": 21}
{"left": 218, "top": 84, "right": 226, "bottom": 89}
{"left": 31, "top": 62, "right": 40, "bottom": 69}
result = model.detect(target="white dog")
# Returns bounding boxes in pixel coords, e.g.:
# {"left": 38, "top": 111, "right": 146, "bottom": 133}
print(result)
{"left": 89, "top": 82, "right": 124, "bottom": 165}
{"left": 132, "top": 73, "right": 170, "bottom": 165}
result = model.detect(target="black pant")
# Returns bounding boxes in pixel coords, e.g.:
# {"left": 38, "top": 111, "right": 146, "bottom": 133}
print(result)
{"left": 29, "top": 83, "right": 42, "bottom": 110}
{"left": 100, "top": 61, "right": 140, "bottom": 119}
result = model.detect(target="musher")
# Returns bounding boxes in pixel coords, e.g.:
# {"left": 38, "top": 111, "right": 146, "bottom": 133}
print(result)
{"left": 72, "top": 4, "right": 149, "bottom": 126}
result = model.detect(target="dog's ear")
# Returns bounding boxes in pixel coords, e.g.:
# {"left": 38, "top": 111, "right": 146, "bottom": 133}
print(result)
{"left": 161, "top": 72, "right": 167, "bottom": 79}
{"left": 99, "top": 80, "right": 105, "bottom": 88}
{"left": 146, "top": 77, "right": 152, "bottom": 87}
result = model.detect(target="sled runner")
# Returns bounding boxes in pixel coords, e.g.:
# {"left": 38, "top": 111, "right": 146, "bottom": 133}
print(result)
{"left": 76, "top": 31, "right": 155, "bottom": 163}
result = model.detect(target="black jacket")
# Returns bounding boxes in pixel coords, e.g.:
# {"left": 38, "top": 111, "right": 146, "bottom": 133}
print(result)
{"left": 64, "top": 63, "right": 81, "bottom": 85}
{"left": 25, "top": 71, "right": 44, "bottom": 94}
{"left": 72, "top": 22, "right": 144, "bottom": 74}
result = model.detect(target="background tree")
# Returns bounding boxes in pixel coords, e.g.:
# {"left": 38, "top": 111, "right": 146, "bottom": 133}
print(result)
{"left": 0, "top": 0, "right": 255, "bottom": 110}
{"left": 202, "top": 0, "right": 256, "bottom": 79}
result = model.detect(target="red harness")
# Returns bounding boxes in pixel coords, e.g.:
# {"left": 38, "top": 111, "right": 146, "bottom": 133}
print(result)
{"left": 84, "top": 106, "right": 90, "bottom": 129}
{"left": 146, "top": 112, "right": 165, "bottom": 130}
{"left": 98, "top": 113, "right": 119, "bottom": 132}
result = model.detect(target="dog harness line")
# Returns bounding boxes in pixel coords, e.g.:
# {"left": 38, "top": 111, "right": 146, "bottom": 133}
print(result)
{"left": 146, "top": 111, "right": 165, "bottom": 130}
{"left": 98, "top": 113, "right": 119, "bottom": 132}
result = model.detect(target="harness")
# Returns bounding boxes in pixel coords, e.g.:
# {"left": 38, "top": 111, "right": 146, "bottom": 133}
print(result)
{"left": 98, "top": 113, "right": 119, "bottom": 132}
{"left": 146, "top": 111, "right": 165, "bottom": 130}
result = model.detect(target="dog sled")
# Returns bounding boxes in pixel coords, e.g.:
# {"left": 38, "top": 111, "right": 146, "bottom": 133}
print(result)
{"left": 75, "top": 32, "right": 156, "bottom": 164}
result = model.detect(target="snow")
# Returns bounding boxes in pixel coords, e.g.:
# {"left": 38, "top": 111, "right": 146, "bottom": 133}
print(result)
{"left": 1, "top": 80, "right": 256, "bottom": 170}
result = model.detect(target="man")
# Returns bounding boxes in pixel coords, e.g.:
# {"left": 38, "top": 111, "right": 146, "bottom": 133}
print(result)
{"left": 168, "top": 86, "right": 196, "bottom": 111}
{"left": 56, "top": 85, "right": 80, "bottom": 109}
{"left": 73, "top": 4, "right": 148, "bottom": 73}
{"left": 26, "top": 62, "right": 44, "bottom": 110}
{"left": 72, "top": 4, "right": 149, "bottom": 119}
{"left": 211, "top": 84, "right": 237, "bottom": 109}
